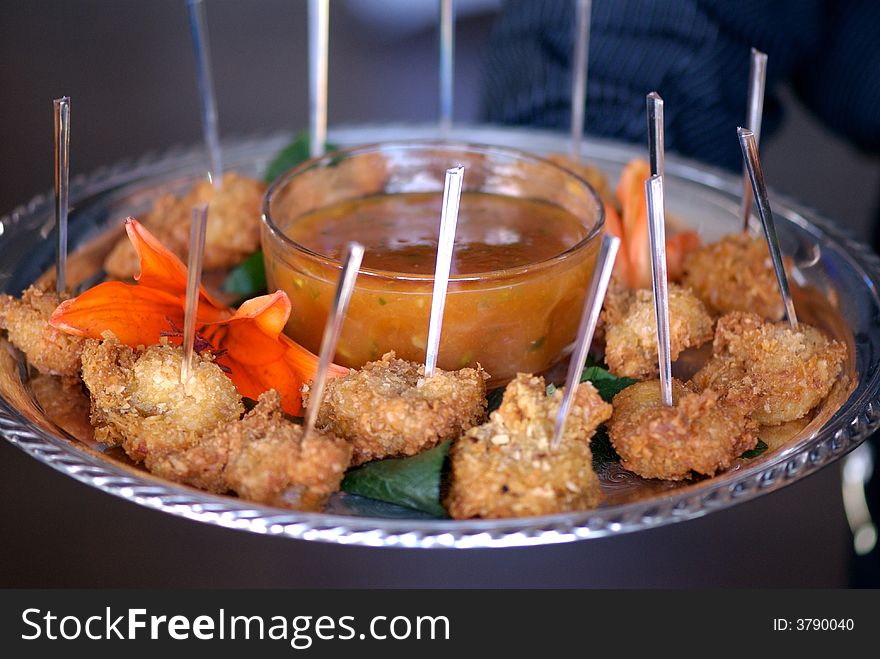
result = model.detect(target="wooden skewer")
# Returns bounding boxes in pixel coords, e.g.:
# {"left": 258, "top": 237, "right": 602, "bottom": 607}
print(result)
{"left": 438, "top": 0, "right": 455, "bottom": 137}
{"left": 737, "top": 127, "right": 798, "bottom": 328}
{"left": 569, "top": 0, "right": 592, "bottom": 159}
{"left": 304, "top": 242, "right": 365, "bottom": 437}
{"left": 53, "top": 96, "right": 70, "bottom": 294}
{"left": 186, "top": 0, "right": 223, "bottom": 188}
{"left": 308, "top": 0, "right": 329, "bottom": 159}
{"left": 646, "top": 175, "right": 673, "bottom": 407}
{"left": 424, "top": 166, "right": 464, "bottom": 378}
{"left": 551, "top": 234, "right": 620, "bottom": 449}
{"left": 741, "top": 48, "right": 768, "bottom": 232}
{"left": 181, "top": 204, "right": 208, "bottom": 384}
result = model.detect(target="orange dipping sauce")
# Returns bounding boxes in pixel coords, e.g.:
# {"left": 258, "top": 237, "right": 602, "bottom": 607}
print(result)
{"left": 262, "top": 142, "right": 603, "bottom": 384}
{"left": 286, "top": 191, "right": 588, "bottom": 275}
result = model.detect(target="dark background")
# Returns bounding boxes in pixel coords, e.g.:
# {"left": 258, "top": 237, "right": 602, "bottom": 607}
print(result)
{"left": 1, "top": 0, "right": 877, "bottom": 587}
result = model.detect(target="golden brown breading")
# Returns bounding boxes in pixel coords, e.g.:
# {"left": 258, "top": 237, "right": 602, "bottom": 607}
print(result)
{"left": 145, "top": 428, "right": 229, "bottom": 494}
{"left": 608, "top": 379, "right": 758, "bottom": 481}
{"left": 29, "top": 372, "right": 94, "bottom": 442}
{"left": 81, "top": 338, "right": 349, "bottom": 511}
{"left": 303, "top": 351, "right": 488, "bottom": 465}
{"left": 0, "top": 286, "right": 84, "bottom": 377}
{"left": 682, "top": 233, "right": 785, "bottom": 320}
{"left": 445, "top": 373, "right": 612, "bottom": 519}
{"left": 147, "top": 390, "right": 352, "bottom": 511}
{"left": 758, "top": 416, "right": 811, "bottom": 453}
{"left": 225, "top": 392, "right": 351, "bottom": 510}
{"left": 603, "top": 283, "right": 714, "bottom": 379}
{"left": 103, "top": 172, "right": 265, "bottom": 279}
{"left": 691, "top": 311, "right": 847, "bottom": 425}
{"left": 80, "top": 335, "right": 243, "bottom": 460}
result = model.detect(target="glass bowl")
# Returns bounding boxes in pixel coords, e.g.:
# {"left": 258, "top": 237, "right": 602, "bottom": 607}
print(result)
{"left": 261, "top": 141, "right": 604, "bottom": 384}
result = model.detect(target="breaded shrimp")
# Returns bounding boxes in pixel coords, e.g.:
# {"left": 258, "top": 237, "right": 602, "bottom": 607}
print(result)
{"left": 29, "top": 372, "right": 94, "bottom": 442}
{"left": 80, "top": 335, "right": 243, "bottom": 460}
{"left": 0, "top": 286, "right": 84, "bottom": 378}
{"left": 445, "top": 373, "right": 612, "bottom": 519}
{"left": 607, "top": 379, "right": 757, "bottom": 481}
{"left": 603, "top": 283, "right": 714, "bottom": 380}
{"left": 147, "top": 390, "right": 352, "bottom": 511}
{"left": 302, "top": 351, "right": 488, "bottom": 465}
{"left": 691, "top": 311, "right": 846, "bottom": 425}
{"left": 682, "top": 233, "right": 785, "bottom": 320}
{"left": 104, "top": 172, "right": 265, "bottom": 279}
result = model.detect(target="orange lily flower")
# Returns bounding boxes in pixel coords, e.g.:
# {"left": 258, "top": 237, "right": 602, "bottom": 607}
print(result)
{"left": 50, "top": 218, "right": 345, "bottom": 415}
{"left": 611, "top": 159, "right": 700, "bottom": 288}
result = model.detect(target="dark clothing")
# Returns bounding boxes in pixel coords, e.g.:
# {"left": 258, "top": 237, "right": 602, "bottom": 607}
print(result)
{"left": 481, "top": 0, "right": 880, "bottom": 171}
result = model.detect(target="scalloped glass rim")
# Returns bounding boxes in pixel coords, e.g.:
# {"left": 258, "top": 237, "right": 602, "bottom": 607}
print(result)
{"left": 1, "top": 124, "right": 879, "bottom": 549}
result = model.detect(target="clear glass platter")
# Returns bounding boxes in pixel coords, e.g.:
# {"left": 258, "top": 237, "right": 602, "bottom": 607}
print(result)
{"left": 1, "top": 124, "right": 878, "bottom": 548}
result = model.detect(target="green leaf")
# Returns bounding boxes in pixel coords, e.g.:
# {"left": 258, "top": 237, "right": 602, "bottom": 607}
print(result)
{"left": 486, "top": 386, "right": 505, "bottom": 414}
{"left": 580, "top": 363, "right": 634, "bottom": 467}
{"left": 264, "top": 131, "right": 310, "bottom": 183}
{"left": 263, "top": 130, "right": 338, "bottom": 183}
{"left": 740, "top": 439, "right": 768, "bottom": 460}
{"left": 341, "top": 441, "right": 451, "bottom": 517}
{"left": 222, "top": 250, "right": 267, "bottom": 302}
{"left": 580, "top": 365, "right": 637, "bottom": 403}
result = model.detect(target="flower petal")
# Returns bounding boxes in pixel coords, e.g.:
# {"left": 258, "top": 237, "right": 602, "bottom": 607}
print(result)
{"left": 233, "top": 290, "right": 292, "bottom": 334}
{"left": 202, "top": 291, "right": 347, "bottom": 415}
{"left": 612, "top": 161, "right": 701, "bottom": 288}
{"left": 602, "top": 201, "right": 634, "bottom": 286}
{"left": 125, "top": 217, "right": 226, "bottom": 311}
{"left": 616, "top": 159, "right": 651, "bottom": 289}
{"left": 53, "top": 220, "right": 346, "bottom": 416}
{"left": 50, "top": 281, "right": 225, "bottom": 346}
{"left": 666, "top": 230, "right": 701, "bottom": 281}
